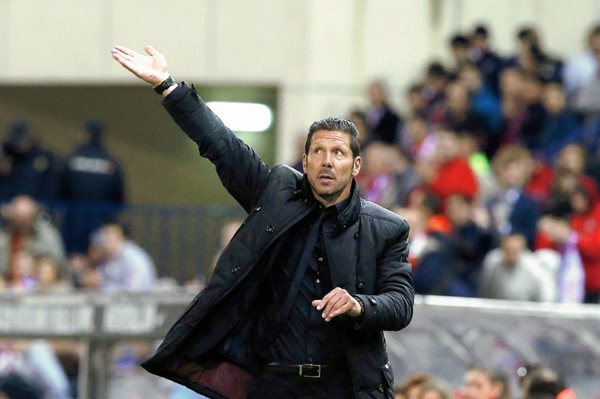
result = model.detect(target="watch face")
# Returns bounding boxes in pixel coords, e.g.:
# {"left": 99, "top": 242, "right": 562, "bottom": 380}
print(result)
{"left": 154, "top": 76, "right": 173, "bottom": 94}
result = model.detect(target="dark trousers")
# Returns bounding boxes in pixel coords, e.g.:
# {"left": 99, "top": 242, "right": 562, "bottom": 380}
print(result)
{"left": 247, "top": 367, "right": 354, "bottom": 399}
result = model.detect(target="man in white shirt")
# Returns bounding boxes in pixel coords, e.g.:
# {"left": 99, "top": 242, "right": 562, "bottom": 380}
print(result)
{"left": 480, "top": 234, "right": 555, "bottom": 302}
{"left": 95, "top": 223, "right": 156, "bottom": 292}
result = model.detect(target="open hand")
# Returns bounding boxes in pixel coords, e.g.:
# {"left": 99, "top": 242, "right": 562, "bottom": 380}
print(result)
{"left": 111, "top": 45, "right": 169, "bottom": 86}
{"left": 312, "top": 287, "right": 362, "bottom": 322}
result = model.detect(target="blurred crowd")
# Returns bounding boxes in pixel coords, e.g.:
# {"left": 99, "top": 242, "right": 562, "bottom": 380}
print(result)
{"left": 334, "top": 23, "right": 600, "bottom": 306}
{"left": 393, "top": 364, "right": 576, "bottom": 399}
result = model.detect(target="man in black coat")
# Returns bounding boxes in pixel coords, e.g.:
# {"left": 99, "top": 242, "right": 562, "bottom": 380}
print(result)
{"left": 112, "top": 45, "right": 414, "bottom": 399}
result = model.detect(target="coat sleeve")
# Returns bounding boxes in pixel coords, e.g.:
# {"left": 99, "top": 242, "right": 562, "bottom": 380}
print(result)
{"left": 162, "top": 83, "right": 270, "bottom": 212}
{"left": 353, "top": 221, "right": 414, "bottom": 332}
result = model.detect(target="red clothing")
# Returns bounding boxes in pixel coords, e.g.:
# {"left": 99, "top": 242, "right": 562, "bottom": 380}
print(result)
{"left": 572, "top": 204, "right": 600, "bottom": 293}
{"left": 428, "top": 157, "right": 478, "bottom": 202}
{"left": 539, "top": 204, "right": 600, "bottom": 293}
{"left": 526, "top": 164, "right": 600, "bottom": 205}
{"left": 526, "top": 163, "right": 554, "bottom": 203}
{"left": 8, "top": 233, "right": 24, "bottom": 282}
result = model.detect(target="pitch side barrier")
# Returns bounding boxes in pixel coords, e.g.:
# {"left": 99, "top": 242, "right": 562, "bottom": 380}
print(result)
{"left": 0, "top": 293, "right": 599, "bottom": 398}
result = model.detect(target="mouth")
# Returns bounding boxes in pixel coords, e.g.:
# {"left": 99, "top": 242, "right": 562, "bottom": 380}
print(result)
{"left": 317, "top": 174, "right": 335, "bottom": 183}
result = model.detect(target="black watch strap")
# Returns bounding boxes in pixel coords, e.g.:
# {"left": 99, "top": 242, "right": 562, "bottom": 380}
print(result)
{"left": 153, "top": 76, "right": 176, "bottom": 95}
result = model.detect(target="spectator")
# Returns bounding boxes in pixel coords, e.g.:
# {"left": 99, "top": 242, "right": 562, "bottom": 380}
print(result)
{"left": 499, "top": 69, "right": 547, "bottom": 151}
{"left": 418, "top": 127, "right": 478, "bottom": 207}
{"left": 455, "top": 133, "right": 494, "bottom": 194}
{"left": 486, "top": 145, "right": 539, "bottom": 247}
{"left": 35, "top": 255, "right": 72, "bottom": 293}
{"left": 521, "top": 367, "right": 574, "bottom": 399}
{"left": 480, "top": 234, "right": 555, "bottom": 302}
{"left": 0, "top": 195, "right": 65, "bottom": 283}
{"left": 423, "top": 62, "right": 449, "bottom": 120}
{"left": 417, "top": 380, "right": 452, "bottom": 399}
{"left": 539, "top": 184, "right": 600, "bottom": 304}
{"left": 359, "top": 142, "right": 417, "bottom": 209}
{"left": 0, "top": 120, "right": 62, "bottom": 202}
{"left": 4, "top": 251, "right": 37, "bottom": 293}
{"left": 459, "top": 62, "right": 503, "bottom": 146}
{"left": 365, "top": 80, "right": 402, "bottom": 144}
{"left": 469, "top": 24, "right": 504, "bottom": 95}
{"left": 397, "top": 373, "right": 432, "bottom": 399}
{"left": 347, "top": 109, "right": 371, "bottom": 147}
{"left": 94, "top": 222, "right": 157, "bottom": 292}
{"left": 405, "top": 83, "right": 428, "bottom": 119}
{"left": 393, "top": 149, "right": 421, "bottom": 207}
{"left": 539, "top": 83, "right": 581, "bottom": 160}
{"left": 520, "top": 73, "right": 547, "bottom": 152}
{"left": 400, "top": 196, "right": 463, "bottom": 296}
{"left": 499, "top": 68, "right": 527, "bottom": 145}
{"left": 430, "top": 81, "right": 484, "bottom": 138}
{"left": 446, "top": 194, "right": 493, "bottom": 296}
{"left": 448, "top": 34, "right": 471, "bottom": 78}
{"left": 540, "top": 144, "right": 599, "bottom": 215}
{"left": 461, "top": 366, "right": 510, "bottom": 399}
{"left": 510, "top": 27, "right": 563, "bottom": 84}
{"left": 401, "top": 114, "right": 436, "bottom": 160}
{"left": 59, "top": 119, "right": 126, "bottom": 254}
{"left": 564, "top": 24, "right": 600, "bottom": 97}
{"left": 537, "top": 213, "right": 586, "bottom": 304}
{"left": 571, "top": 36, "right": 600, "bottom": 123}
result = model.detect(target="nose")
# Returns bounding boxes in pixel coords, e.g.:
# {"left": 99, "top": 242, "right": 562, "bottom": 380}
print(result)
{"left": 321, "top": 152, "right": 333, "bottom": 167}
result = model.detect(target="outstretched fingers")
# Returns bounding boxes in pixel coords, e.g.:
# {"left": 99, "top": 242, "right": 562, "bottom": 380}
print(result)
{"left": 113, "top": 45, "right": 138, "bottom": 57}
{"left": 111, "top": 44, "right": 169, "bottom": 86}
{"left": 145, "top": 45, "right": 158, "bottom": 56}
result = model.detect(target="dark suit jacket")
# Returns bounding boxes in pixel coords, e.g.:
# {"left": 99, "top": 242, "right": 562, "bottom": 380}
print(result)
{"left": 141, "top": 83, "right": 414, "bottom": 399}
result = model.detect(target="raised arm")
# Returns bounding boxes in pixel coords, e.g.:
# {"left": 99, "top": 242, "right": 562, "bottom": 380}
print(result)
{"left": 111, "top": 45, "right": 270, "bottom": 211}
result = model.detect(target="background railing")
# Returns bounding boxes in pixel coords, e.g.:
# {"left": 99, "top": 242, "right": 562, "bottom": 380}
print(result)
{"left": 1, "top": 294, "right": 599, "bottom": 399}
{"left": 43, "top": 202, "right": 246, "bottom": 284}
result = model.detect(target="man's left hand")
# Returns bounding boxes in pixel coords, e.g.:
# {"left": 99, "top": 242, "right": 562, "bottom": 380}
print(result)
{"left": 312, "top": 287, "right": 362, "bottom": 322}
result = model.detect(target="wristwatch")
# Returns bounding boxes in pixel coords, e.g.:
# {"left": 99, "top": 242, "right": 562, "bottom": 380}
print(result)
{"left": 153, "top": 76, "right": 177, "bottom": 95}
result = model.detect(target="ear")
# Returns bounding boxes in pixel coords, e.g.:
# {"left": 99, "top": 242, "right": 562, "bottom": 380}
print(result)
{"left": 352, "top": 156, "right": 362, "bottom": 176}
{"left": 302, "top": 153, "right": 308, "bottom": 173}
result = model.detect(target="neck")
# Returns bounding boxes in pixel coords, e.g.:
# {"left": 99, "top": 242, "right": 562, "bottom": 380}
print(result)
{"left": 312, "top": 190, "right": 350, "bottom": 208}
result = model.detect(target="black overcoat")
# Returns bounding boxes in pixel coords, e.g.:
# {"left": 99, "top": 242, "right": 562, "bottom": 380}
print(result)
{"left": 142, "top": 83, "right": 415, "bottom": 399}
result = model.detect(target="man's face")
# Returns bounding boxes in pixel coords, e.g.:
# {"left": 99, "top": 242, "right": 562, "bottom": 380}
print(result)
{"left": 462, "top": 370, "right": 499, "bottom": 399}
{"left": 502, "top": 235, "right": 525, "bottom": 266}
{"left": 302, "top": 130, "right": 361, "bottom": 207}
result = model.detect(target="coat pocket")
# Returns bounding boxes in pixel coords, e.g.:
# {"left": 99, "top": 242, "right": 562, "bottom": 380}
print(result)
{"left": 357, "top": 361, "right": 395, "bottom": 399}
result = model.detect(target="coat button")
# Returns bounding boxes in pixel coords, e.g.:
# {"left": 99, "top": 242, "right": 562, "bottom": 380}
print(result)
{"left": 265, "top": 225, "right": 275, "bottom": 233}
{"left": 231, "top": 266, "right": 240, "bottom": 274}
{"left": 369, "top": 297, "right": 377, "bottom": 306}
{"left": 377, "top": 384, "right": 384, "bottom": 393}
{"left": 356, "top": 281, "right": 365, "bottom": 290}
{"left": 254, "top": 206, "right": 261, "bottom": 211}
